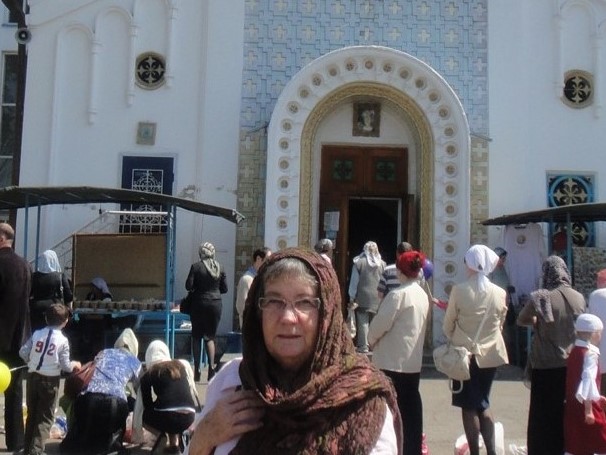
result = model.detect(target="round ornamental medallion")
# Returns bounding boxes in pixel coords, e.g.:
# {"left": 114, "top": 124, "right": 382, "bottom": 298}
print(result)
{"left": 562, "top": 70, "right": 593, "bottom": 108}
{"left": 135, "top": 52, "right": 166, "bottom": 90}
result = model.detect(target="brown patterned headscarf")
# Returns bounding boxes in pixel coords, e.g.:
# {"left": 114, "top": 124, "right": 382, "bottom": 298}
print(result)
{"left": 235, "top": 247, "right": 402, "bottom": 455}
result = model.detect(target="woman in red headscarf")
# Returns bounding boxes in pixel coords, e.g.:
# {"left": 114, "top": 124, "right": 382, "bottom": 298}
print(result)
{"left": 369, "top": 250, "right": 429, "bottom": 455}
{"left": 185, "top": 247, "right": 402, "bottom": 455}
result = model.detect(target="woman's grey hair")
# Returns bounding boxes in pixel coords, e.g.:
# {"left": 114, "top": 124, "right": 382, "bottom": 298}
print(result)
{"left": 261, "top": 257, "right": 318, "bottom": 292}
{"left": 314, "top": 238, "right": 333, "bottom": 254}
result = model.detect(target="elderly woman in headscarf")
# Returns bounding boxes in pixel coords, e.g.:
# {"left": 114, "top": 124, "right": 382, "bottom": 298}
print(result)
{"left": 61, "top": 328, "right": 142, "bottom": 454}
{"left": 348, "top": 241, "right": 386, "bottom": 353}
{"left": 517, "top": 255, "right": 585, "bottom": 455}
{"left": 30, "top": 249, "right": 73, "bottom": 331}
{"left": 186, "top": 241, "right": 228, "bottom": 382}
{"left": 443, "top": 245, "right": 509, "bottom": 455}
{"left": 133, "top": 340, "right": 198, "bottom": 452}
{"left": 185, "top": 247, "right": 402, "bottom": 455}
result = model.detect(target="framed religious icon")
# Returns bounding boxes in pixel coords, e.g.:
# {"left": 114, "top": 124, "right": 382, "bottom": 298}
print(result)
{"left": 353, "top": 102, "right": 381, "bottom": 137}
{"left": 136, "top": 122, "right": 156, "bottom": 145}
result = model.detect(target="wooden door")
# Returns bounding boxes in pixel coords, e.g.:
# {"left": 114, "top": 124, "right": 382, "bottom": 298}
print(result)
{"left": 318, "top": 145, "right": 412, "bottom": 303}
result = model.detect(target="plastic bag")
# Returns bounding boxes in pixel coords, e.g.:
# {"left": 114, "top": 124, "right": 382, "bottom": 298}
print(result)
{"left": 346, "top": 302, "right": 357, "bottom": 339}
{"left": 50, "top": 415, "right": 67, "bottom": 439}
{"left": 454, "top": 422, "right": 504, "bottom": 455}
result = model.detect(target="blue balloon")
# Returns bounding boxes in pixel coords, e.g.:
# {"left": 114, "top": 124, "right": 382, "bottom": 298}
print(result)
{"left": 422, "top": 259, "right": 433, "bottom": 280}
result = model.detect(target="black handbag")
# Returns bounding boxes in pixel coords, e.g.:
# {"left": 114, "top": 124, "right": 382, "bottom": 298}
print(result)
{"left": 180, "top": 292, "right": 193, "bottom": 315}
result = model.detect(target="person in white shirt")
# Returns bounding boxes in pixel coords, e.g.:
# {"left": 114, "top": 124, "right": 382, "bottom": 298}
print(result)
{"left": 19, "top": 303, "right": 81, "bottom": 455}
{"left": 588, "top": 268, "right": 606, "bottom": 394}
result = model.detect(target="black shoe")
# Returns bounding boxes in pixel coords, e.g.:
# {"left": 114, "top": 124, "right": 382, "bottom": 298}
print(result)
{"left": 207, "top": 366, "right": 216, "bottom": 381}
{"left": 194, "top": 370, "right": 201, "bottom": 382}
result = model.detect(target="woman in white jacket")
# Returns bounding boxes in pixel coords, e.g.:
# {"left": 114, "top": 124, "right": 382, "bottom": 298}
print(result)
{"left": 369, "top": 250, "right": 430, "bottom": 455}
{"left": 443, "top": 245, "right": 509, "bottom": 455}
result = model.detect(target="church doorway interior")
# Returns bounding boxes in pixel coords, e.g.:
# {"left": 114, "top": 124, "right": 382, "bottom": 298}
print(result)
{"left": 348, "top": 197, "right": 400, "bottom": 266}
{"left": 319, "top": 145, "right": 412, "bottom": 300}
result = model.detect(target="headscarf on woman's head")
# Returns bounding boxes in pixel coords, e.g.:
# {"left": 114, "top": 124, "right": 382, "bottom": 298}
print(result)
{"left": 529, "top": 255, "right": 572, "bottom": 322}
{"left": 145, "top": 340, "right": 171, "bottom": 367}
{"left": 91, "top": 277, "right": 112, "bottom": 299}
{"left": 397, "top": 251, "right": 426, "bottom": 279}
{"left": 114, "top": 328, "right": 139, "bottom": 358}
{"left": 353, "top": 240, "right": 382, "bottom": 268}
{"left": 198, "top": 241, "right": 221, "bottom": 279}
{"left": 464, "top": 244, "right": 499, "bottom": 293}
{"left": 236, "top": 247, "right": 402, "bottom": 455}
{"left": 541, "top": 255, "right": 571, "bottom": 290}
{"left": 38, "top": 250, "right": 62, "bottom": 273}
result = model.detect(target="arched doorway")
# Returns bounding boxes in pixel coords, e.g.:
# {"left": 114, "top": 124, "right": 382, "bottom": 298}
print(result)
{"left": 264, "top": 45, "right": 471, "bottom": 301}
{"left": 319, "top": 144, "right": 411, "bottom": 293}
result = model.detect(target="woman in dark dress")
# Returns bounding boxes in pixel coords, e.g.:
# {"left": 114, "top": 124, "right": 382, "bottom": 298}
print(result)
{"left": 186, "top": 242, "right": 227, "bottom": 382}
{"left": 30, "top": 250, "right": 73, "bottom": 331}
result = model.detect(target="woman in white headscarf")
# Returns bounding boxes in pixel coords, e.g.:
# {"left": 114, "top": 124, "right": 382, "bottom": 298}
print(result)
{"left": 348, "top": 241, "right": 386, "bottom": 353}
{"left": 186, "top": 242, "right": 228, "bottom": 382}
{"left": 443, "top": 245, "right": 509, "bottom": 455}
{"left": 133, "top": 340, "right": 198, "bottom": 452}
{"left": 30, "top": 249, "right": 73, "bottom": 331}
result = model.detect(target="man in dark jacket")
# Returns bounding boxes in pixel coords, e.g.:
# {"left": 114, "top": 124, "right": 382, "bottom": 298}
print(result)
{"left": 0, "top": 222, "right": 32, "bottom": 451}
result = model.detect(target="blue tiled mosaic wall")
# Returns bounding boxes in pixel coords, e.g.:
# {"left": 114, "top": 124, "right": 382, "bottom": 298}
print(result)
{"left": 241, "top": 0, "right": 489, "bottom": 135}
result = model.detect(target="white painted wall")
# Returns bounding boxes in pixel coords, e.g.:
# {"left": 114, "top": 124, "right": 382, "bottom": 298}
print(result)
{"left": 18, "top": 0, "right": 245, "bottom": 333}
{"left": 488, "top": 0, "right": 606, "bottom": 248}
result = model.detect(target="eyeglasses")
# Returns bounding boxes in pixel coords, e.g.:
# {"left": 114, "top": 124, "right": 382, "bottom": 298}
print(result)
{"left": 257, "top": 297, "right": 321, "bottom": 315}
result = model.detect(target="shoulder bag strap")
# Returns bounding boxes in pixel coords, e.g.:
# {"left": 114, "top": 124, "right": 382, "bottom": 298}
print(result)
{"left": 456, "top": 297, "right": 494, "bottom": 347}
{"left": 472, "top": 298, "right": 494, "bottom": 346}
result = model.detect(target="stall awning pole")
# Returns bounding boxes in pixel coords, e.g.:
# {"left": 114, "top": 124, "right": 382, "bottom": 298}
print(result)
{"left": 23, "top": 194, "right": 30, "bottom": 259}
{"left": 165, "top": 204, "right": 176, "bottom": 356}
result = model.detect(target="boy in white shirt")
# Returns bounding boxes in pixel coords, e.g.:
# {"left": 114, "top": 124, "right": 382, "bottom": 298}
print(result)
{"left": 19, "top": 303, "right": 81, "bottom": 455}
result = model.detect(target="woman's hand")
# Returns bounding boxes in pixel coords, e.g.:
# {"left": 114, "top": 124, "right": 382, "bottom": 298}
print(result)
{"left": 188, "top": 389, "right": 265, "bottom": 455}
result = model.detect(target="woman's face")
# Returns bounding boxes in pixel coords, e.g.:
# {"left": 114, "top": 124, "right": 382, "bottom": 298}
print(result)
{"left": 261, "top": 275, "right": 320, "bottom": 372}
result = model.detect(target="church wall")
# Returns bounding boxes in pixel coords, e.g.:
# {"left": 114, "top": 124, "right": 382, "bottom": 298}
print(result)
{"left": 488, "top": 0, "right": 606, "bottom": 251}
{"left": 18, "top": 0, "right": 245, "bottom": 333}
{"left": 237, "top": 0, "right": 490, "bottom": 290}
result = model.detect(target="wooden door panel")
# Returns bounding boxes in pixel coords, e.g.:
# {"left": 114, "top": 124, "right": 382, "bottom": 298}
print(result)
{"left": 319, "top": 145, "right": 411, "bottom": 303}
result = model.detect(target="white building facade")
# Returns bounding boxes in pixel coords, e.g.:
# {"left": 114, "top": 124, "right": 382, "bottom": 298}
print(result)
{"left": 4, "top": 0, "right": 606, "bottom": 332}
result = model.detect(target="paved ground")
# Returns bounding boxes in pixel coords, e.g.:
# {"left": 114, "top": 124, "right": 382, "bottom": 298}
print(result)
{"left": 1, "top": 361, "right": 529, "bottom": 455}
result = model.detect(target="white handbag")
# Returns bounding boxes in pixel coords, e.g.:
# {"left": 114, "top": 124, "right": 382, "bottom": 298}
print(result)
{"left": 433, "top": 299, "right": 494, "bottom": 385}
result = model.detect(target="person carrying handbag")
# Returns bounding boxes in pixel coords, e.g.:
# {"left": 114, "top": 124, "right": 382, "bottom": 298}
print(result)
{"left": 30, "top": 250, "right": 73, "bottom": 331}
{"left": 443, "top": 245, "right": 509, "bottom": 455}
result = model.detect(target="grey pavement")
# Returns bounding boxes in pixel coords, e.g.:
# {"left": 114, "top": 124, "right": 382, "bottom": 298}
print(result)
{"left": 2, "top": 361, "right": 529, "bottom": 455}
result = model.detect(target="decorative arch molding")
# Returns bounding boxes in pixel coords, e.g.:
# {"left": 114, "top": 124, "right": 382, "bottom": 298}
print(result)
{"left": 265, "top": 45, "right": 471, "bottom": 298}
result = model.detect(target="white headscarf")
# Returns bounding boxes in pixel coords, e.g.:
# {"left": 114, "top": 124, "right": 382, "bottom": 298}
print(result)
{"left": 145, "top": 339, "right": 171, "bottom": 367}
{"left": 132, "top": 339, "right": 198, "bottom": 443}
{"left": 37, "top": 250, "right": 61, "bottom": 273}
{"left": 114, "top": 328, "right": 139, "bottom": 358}
{"left": 353, "top": 241, "right": 382, "bottom": 268}
{"left": 464, "top": 244, "right": 499, "bottom": 293}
